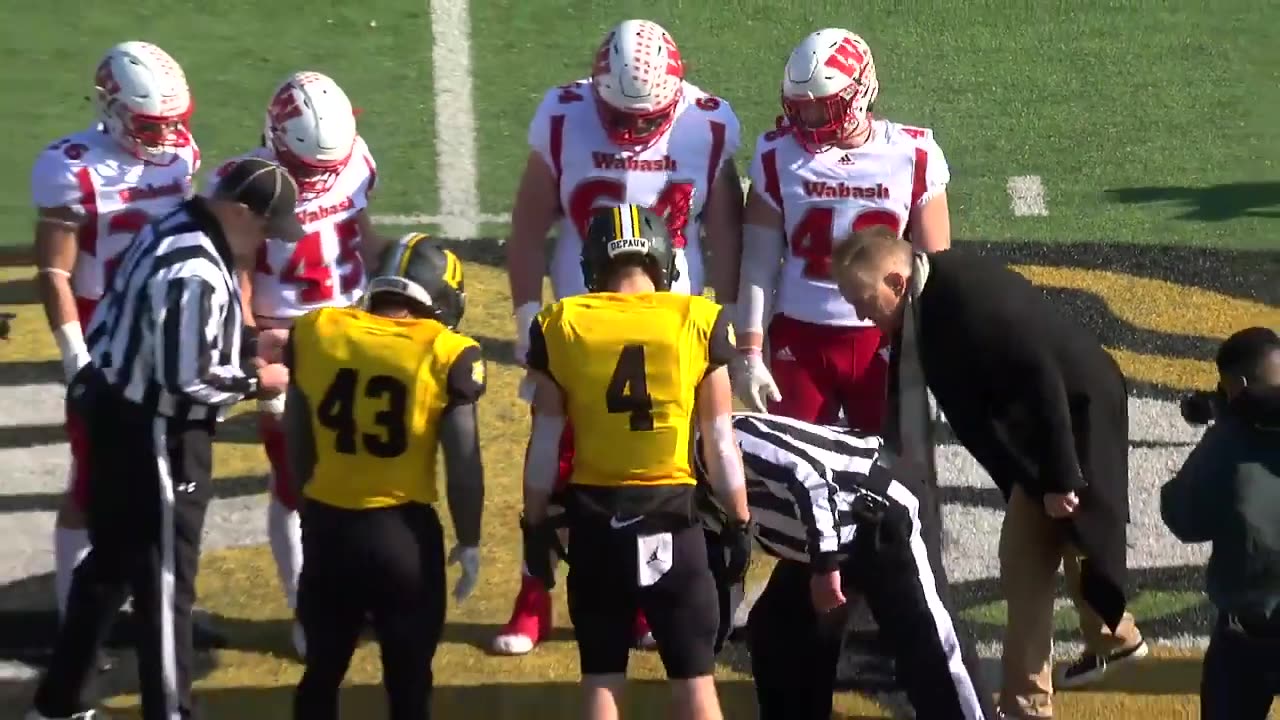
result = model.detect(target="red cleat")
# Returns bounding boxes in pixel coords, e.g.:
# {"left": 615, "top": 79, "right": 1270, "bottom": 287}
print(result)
{"left": 634, "top": 609, "right": 657, "bottom": 650}
{"left": 491, "top": 574, "right": 552, "bottom": 655}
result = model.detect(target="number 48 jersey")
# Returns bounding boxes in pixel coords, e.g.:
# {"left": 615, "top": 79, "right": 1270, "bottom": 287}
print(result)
{"left": 290, "top": 306, "right": 485, "bottom": 510}
{"left": 207, "top": 137, "right": 377, "bottom": 320}
{"left": 750, "top": 118, "right": 950, "bottom": 327}
{"left": 526, "top": 293, "right": 735, "bottom": 489}
{"left": 528, "top": 79, "right": 740, "bottom": 299}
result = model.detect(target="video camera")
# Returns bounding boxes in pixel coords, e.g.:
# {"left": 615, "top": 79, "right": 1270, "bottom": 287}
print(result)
{"left": 1181, "top": 389, "right": 1223, "bottom": 426}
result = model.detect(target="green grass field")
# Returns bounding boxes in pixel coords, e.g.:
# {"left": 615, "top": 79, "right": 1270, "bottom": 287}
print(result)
{"left": 0, "top": 1, "right": 1278, "bottom": 718}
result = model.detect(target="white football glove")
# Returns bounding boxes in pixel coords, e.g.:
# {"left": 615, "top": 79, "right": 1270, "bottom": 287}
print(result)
{"left": 513, "top": 301, "right": 541, "bottom": 367}
{"left": 53, "top": 322, "right": 91, "bottom": 384}
{"left": 447, "top": 545, "right": 481, "bottom": 602}
{"left": 730, "top": 351, "right": 781, "bottom": 413}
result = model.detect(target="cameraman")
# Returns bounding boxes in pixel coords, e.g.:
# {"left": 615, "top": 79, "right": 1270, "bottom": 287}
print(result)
{"left": 1160, "top": 326, "right": 1280, "bottom": 720}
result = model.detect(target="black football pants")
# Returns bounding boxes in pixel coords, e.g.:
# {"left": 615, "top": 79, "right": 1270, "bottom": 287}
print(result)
{"left": 34, "top": 379, "right": 212, "bottom": 720}
{"left": 1200, "top": 613, "right": 1280, "bottom": 720}
{"left": 294, "top": 500, "right": 446, "bottom": 720}
{"left": 747, "top": 500, "right": 996, "bottom": 720}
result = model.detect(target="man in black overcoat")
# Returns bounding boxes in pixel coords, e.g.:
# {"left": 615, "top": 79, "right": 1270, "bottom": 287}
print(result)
{"left": 831, "top": 225, "right": 1145, "bottom": 720}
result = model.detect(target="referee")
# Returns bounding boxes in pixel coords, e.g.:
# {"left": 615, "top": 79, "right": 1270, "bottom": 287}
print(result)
{"left": 697, "top": 412, "right": 996, "bottom": 720}
{"left": 29, "top": 157, "right": 301, "bottom": 720}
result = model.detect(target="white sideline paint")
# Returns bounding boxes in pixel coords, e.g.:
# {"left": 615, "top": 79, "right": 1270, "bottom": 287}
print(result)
{"left": 429, "top": 0, "right": 480, "bottom": 238}
{"left": 372, "top": 178, "right": 754, "bottom": 230}
{"left": 1006, "top": 175, "right": 1049, "bottom": 217}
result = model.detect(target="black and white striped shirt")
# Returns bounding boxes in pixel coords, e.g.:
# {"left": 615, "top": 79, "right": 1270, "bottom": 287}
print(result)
{"left": 84, "top": 198, "right": 255, "bottom": 422}
{"left": 697, "top": 412, "right": 919, "bottom": 565}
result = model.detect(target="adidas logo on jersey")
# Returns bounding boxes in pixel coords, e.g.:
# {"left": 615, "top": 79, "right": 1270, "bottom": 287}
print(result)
{"left": 592, "top": 152, "right": 678, "bottom": 172}
{"left": 118, "top": 178, "right": 186, "bottom": 203}
{"left": 837, "top": 153, "right": 857, "bottom": 165}
{"left": 802, "top": 181, "right": 889, "bottom": 200}
{"left": 607, "top": 237, "right": 649, "bottom": 255}
{"left": 774, "top": 346, "right": 796, "bottom": 361}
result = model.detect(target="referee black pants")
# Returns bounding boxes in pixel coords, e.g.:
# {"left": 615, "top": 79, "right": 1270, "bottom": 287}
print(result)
{"left": 747, "top": 501, "right": 996, "bottom": 720}
{"left": 34, "top": 379, "right": 212, "bottom": 720}
{"left": 294, "top": 499, "right": 446, "bottom": 720}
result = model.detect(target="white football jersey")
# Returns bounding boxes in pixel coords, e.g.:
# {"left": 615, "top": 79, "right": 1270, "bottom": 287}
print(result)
{"left": 30, "top": 125, "right": 199, "bottom": 303}
{"left": 748, "top": 119, "right": 950, "bottom": 327}
{"left": 527, "top": 79, "right": 741, "bottom": 299}
{"left": 207, "top": 136, "right": 377, "bottom": 320}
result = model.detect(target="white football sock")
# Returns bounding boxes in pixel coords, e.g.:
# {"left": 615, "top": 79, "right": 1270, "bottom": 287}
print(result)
{"left": 54, "top": 526, "right": 91, "bottom": 620}
{"left": 268, "top": 497, "right": 303, "bottom": 610}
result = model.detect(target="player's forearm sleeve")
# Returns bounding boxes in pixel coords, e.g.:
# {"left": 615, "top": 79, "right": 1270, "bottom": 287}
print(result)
{"left": 156, "top": 277, "right": 255, "bottom": 405}
{"left": 283, "top": 384, "right": 317, "bottom": 496}
{"left": 440, "top": 402, "right": 485, "bottom": 547}
{"left": 525, "top": 411, "right": 566, "bottom": 495}
{"left": 738, "top": 224, "right": 785, "bottom": 335}
{"left": 700, "top": 414, "right": 747, "bottom": 520}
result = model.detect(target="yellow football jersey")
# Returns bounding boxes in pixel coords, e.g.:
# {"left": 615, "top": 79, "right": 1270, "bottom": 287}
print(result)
{"left": 527, "top": 292, "right": 735, "bottom": 489}
{"left": 290, "top": 306, "right": 486, "bottom": 510}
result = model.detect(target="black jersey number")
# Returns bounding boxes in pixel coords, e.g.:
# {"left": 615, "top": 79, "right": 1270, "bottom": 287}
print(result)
{"left": 316, "top": 368, "right": 409, "bottom": 458}
{"left": 606, "top": 344, "right": 654, "bottom": 431}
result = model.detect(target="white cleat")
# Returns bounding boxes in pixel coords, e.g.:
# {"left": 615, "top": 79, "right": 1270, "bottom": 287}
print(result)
{"left": 491, "top": 632, "right": 536, "bottom": 656}
{"left": 292, "top": 621, "right": 307, "bottom": 659}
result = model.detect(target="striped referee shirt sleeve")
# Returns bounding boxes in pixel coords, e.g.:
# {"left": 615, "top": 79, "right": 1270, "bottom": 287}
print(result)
{"left": 153, "top": 275, "right": 255, "bottom": 406}
{"left": 790, "top": 448, "right": 844, "bottom": 560}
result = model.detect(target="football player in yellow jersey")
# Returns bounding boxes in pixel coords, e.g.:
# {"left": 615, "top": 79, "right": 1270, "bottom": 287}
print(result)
{"left": 521, "top": 204, "right": 753, "bottom": 720}
{"left": 281, "top": 233, "right": 486, "bottom": 720}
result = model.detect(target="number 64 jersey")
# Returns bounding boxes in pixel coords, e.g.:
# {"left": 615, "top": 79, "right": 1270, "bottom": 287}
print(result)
{"left": 529, "top": 79, "right": 740, "bottom": 299}
{"left": 207, "top": 137, "right": 377, "bottom": 321}
{"left": 750, "top": 119, "right": 950, "bottom": 327}
{"left": 526, "top": 292, "right": 735, "bottom": 490}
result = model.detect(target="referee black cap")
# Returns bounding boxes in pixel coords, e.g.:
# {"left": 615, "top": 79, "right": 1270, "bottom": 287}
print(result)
{"left": 212, "top": 157, "right": 306, "bottom": 243}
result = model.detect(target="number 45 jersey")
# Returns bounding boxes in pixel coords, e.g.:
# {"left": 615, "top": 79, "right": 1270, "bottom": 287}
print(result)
{"left": 528, "top": 80, "right": 740, "bottom": 299}
{"left": 207, "top": 137, "right": 377, "bottom": 321}
{"left": 526, "top": 293, "right": 735, "bottom": 489}
{"left": 290, "top": 306, "right": 485, "bottom": 510}
{"left": 750, "top": 118, "right": 950, "bottom": 327}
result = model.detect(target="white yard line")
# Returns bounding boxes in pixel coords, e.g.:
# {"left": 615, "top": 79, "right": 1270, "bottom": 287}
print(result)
{"left": 1006, "top": 175, "right": 1049, "bottom": 217}
{"left": 428, "top": 0, "right": 480, "bottom": 238}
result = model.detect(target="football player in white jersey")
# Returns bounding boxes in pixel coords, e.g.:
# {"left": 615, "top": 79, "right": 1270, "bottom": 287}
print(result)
{"left": 495, "top": 18, "right": 744, "bottom": 657}
{"left": 207, "top": 70, "right": 386, "bottom": 657}
{"left": 31, "top": 40, "right": 199, "bottom": 628}
{"left": 732, "top": 28, "right": 952, "bottom": 431}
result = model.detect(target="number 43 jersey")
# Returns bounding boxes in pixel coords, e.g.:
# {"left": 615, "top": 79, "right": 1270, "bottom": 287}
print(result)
{"left": 527, "top": 293, "right": 735, "bottom": 489}
{"left": 290, "top": 306, "right": 485, "bottom": 510}
{"left": 750, "top": 118, "right": 950, "bottom": 327}
{"left": 528, "top": 79, "right": 740, "bottom": 299}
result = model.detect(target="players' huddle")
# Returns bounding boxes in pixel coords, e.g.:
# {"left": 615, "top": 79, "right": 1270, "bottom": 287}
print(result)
{"left": 31, "top": 17, "right": 962, "bottom": 720}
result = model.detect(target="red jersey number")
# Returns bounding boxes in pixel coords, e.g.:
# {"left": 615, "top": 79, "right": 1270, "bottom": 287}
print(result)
{"left": 257, "top": 217, "right": 363, "bottom": 304}
{"left": 97, "top": 209, "right": 150, "bottom": 289}
{"left": 789, "top": 207, "right": 902, "bottom": 280}
{"left": 568, "top": 179, "right": 696, "bottom": 249}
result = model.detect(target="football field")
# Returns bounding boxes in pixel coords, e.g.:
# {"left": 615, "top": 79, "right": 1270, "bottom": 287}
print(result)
{"left": 1, "top": 0, "right": 1279, "bottom": 717}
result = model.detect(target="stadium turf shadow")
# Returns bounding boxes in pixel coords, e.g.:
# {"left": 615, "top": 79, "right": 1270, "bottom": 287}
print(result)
{"left": 0, "top": 277, "right": 35, "bottom": 305}
{"left": 0, "top": 423, "right": 64, "bottom": 450}
{"left": 0, "top": 474, "right": 268, "bottom": 513}
{"left": 1104, "top": 182, "right": 1280, "bottom": 223}
{"left": 0, "top": 360, "right": 60, "bottom": 386}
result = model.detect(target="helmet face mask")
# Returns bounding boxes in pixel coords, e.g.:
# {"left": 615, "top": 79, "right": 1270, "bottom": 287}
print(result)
{"left": 264, "top": 72, "right": 358, "bottom": 200}
{"left": 591, "top": 20, "right": 685, "bottom": 149}
{"left": 780, "top": 29, "right": 879, "bottom": 153}
{"left": 94, "top": 42, "right": 193, "bottom": 165}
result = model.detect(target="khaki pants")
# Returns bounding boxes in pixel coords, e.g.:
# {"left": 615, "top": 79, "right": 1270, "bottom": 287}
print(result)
{"left": 998, "top": 486, "right": 1142, "bottom": 718}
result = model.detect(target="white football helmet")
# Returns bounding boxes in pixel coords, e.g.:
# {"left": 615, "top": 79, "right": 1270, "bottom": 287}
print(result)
{"left": 93, "top": 42, "right": 193, "bottom": 165}
{"left": 781, "top": 29, "right": 879, "bottom": 153}
{"left": 264, "top": 71, "right": 358, "bottom": 200}
{"left": 591, "top": 20, "right": 685, "bottom": 149}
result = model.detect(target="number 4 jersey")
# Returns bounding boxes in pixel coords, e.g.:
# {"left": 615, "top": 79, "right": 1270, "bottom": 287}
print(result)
{"left": 526, "top": 293, "right": 735, "bottom": 489}
{"left": 290, "top": 306, "right": 485, "bottom": 510}
{"left": 528, "top": 79, "right": 741, "bottom": 299}
{"left": 750, "top": 118, "right": 950, "bottom": 327}
{"left": 207, "top": 137, "right": 377, "bottom": 321}
{"left": 30, "top": 125, "right": 199, "bottom": 310}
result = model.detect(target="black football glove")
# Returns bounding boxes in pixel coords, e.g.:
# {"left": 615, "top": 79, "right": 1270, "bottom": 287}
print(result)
{"left": 720, "top": 518, "right": 754, "bottom": 585}
{"left": 521, "top": 514, "right": 558, "bottom": 590}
